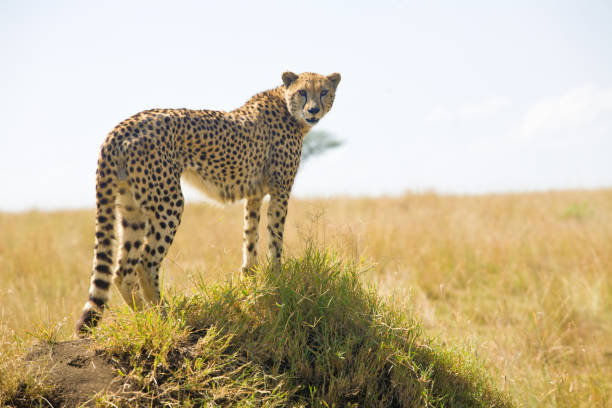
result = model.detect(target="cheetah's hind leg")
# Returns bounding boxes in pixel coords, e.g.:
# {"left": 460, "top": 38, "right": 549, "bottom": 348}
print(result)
{"left": 138, "top": 181, "right": 184, "bottom": 306}
{"left": 113, "top": 183, "right": 147, "bottom": 310}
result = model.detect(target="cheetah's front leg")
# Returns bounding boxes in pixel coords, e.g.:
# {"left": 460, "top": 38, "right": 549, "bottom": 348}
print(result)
{"left": 266, "top": 191, "right": 289, "bottom": 268}
{"left": 241, "top": 197, "right": 262, "bottom": 275}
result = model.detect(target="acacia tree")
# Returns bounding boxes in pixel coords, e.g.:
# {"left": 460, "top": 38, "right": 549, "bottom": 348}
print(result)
{"left": 300, "top": 130, "right": 343, "bottom": 164}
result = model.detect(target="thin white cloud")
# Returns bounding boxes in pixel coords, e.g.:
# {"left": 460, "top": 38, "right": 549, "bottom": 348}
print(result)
{"left": 425, "top": 96, "right": 510, "bottom": 122}
{"left": 519, "top": 84, "right": 612, "bottom": 141}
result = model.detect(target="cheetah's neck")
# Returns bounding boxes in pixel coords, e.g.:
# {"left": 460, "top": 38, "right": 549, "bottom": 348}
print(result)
{"left": 233, "top": 86, "right": 311, "bottom": 138}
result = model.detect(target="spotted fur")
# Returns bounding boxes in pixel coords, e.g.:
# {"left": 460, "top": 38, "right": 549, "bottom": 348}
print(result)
{"left": 75, "top": 71, "right": 341, "bottom": 334}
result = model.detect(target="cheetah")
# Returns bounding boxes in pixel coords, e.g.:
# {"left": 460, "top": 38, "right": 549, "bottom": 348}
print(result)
{"left": 75, "top": 71, "right": 341, "bottom": 334}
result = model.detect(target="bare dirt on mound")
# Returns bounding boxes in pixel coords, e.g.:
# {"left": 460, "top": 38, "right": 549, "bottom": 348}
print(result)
{"left": 22, "top": 339, "right": 121, "bottom": 407}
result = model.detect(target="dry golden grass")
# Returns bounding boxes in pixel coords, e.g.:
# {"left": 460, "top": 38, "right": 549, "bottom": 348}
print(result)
{"left": 1, "top": 189, "right": 610, "bottom": 406}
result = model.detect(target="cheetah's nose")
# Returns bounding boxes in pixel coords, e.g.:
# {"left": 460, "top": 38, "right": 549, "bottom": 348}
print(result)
{"left": 308, "top": 106, "right": 320, "bottom": 114}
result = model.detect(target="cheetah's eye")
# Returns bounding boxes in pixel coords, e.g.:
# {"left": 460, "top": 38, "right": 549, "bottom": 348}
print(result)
{"left": 298, "top": 90, "right": 307, "bottom": 97}
{"left": 321, "top": 90, "right": 328, "bottom": 97}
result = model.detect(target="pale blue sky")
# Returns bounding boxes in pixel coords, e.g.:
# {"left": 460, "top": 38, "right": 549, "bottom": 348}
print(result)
{"left": 1, "top": 1, "right": 611, "bottom": 211}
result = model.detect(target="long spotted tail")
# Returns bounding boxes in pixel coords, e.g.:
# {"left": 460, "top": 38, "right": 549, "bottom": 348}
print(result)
{"left": 75, "top": 155, "right": 119, "bottom": 335}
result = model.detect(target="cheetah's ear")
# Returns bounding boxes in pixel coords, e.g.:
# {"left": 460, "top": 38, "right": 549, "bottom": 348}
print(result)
{"left": 327, "top": 73, "right": 341, "bottom": 89}
{"left": 282, "top": 71, "right": 299, "bottom": 88}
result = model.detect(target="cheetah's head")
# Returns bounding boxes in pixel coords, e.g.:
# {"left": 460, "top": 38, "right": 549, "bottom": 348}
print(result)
{"left": 282, "top": 71, "right": 341, "bottom": 127}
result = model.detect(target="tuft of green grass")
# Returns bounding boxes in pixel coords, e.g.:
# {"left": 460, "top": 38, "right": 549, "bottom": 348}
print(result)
{"left": 90, "top": 248, "right": 512, "bottom": 407}
{"left": 560, "top": 201, "right": 594, "bottom": 221}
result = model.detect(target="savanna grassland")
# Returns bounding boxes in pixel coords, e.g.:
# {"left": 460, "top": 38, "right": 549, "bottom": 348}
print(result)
{"left": 1, "top": 189, "right": 611, "bottom": 406}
